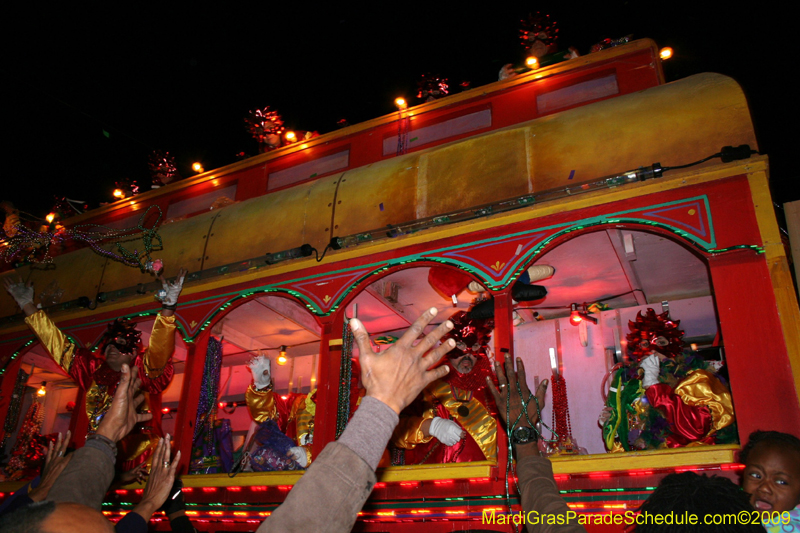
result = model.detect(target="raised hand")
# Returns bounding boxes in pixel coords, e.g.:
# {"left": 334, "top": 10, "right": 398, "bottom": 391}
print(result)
{"left": 159, "top": 268, "right": 187, "bottom": 306}
{"left": 96, "top": 364, "right": 153, "bottom": 443}
{"left": 486, "top": 354, "right": 548, "bottom": 430}
{"left": 132, "top": 435, "right": 181, "bottom": 521}
{"left": 29, "top": 430, "right": 72, "bottom": 502}
{"left": 351, "top": 307, "right": 455, "bottom": 415}
{"left": 3, "top": 277, "right": 36, "bottom": 315}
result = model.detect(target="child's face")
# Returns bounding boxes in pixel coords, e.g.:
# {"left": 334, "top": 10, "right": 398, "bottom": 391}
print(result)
{"left": 743, "top": 442, "right": 800, "bottom": 513}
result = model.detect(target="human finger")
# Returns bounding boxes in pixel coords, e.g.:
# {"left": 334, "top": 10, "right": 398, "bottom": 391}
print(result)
{"left": 422, "top": 364, "right": 450, "bottom": 388}
{"left": 169, "top": 450, "right": 181, "bottom": 476}
{"left": 133, "top": 390, "right": 147, "bottom": 410}
{"left": 349, "top": 318, "right": 374, "bottom": 360}
{"left": 419, "top": 337, "right": 455, "bottom": 369}
{"left": 44, "top": 440, "right": 55, "bottom": 465}
{"left": 58, "top": 430, "right": 71, "bottom": 457}
{"left": 395, "top": 307, "right": 438, "bottom": 348}
{"left": 163, "top": 435, "right": 172, "bottom": 465}
{"left": 136, "top": 411, "right": 154, "bottom": 424}
{"left": 485, "top": 375, "right": 503, "bottom": 413}
{"left": 503, "top": 353, "right": 518, "bottom": 392}
{"left": 515, "top": 358, "right": 531, "bottom": 399}
{"left": 414, "top": 317, "right": 453, "bottom": 355}
{"left": 151, "top": 438, "right": 165, "bottom": 468}
{"left": 535, "top": 379, "right": 548, "bottom": 411}
{"left": 494, "top": 359, "right": 509, "bottom": 388}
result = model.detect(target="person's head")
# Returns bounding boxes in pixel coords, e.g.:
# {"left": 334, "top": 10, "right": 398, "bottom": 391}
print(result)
{"left": 740, "top": 430, "right": 800, "bottom": 513}
{"left": 444, "top": 311, "right": 492, "bottom": 376}
{"left": 0, "top": 501, "right": 114, "bottom": 533}
{"left": 636, "top": 472, "right": 761, "bottom": 533}
{"left": 100, "top": 318, "right": 143, "bottom": 371}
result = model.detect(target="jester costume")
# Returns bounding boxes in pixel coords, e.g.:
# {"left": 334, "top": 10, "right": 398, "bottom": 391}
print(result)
{"left": 602, "top": 308, "right": 736, "bottom": 451}
{"left": 244, "top": 383, "right": 303, "bottom": 471}
{"left": 25, "top": 310, "right": 175, "bottom": 469}
{"left": 392, "top": 312, "right": 498, "bottom": 464}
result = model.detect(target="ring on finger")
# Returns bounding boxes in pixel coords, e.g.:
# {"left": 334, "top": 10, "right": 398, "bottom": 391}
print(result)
{"left": 163, "top": 461, "right": 170, "bottom": 468}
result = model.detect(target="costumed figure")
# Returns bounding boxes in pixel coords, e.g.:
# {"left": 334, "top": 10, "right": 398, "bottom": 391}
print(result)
{"left": 498, "top": 12, "right": 578, "bottom": 80}
{"left": 244, "top": 107, "right": 285, "bottom": 153}
{"left": 417, "top": 74, "right": 449, "bottom": 102}
{"left": 391, "top": 311, "right": 498, "bottom": 464}
{"left": 3, "top": 268, "right": 187, "bottom": 471}
{"left": 243, "top": 354, "right": 305, "bottom": 471}
{"left": 601, "top": 308, "right": 736, "bottom": 452}
{"left": 285, "top": 388, "right": 316, "bottom": 467}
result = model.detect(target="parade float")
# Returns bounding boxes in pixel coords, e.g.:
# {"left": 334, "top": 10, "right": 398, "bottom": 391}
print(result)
{"left": 1, "top": 38, "right": 799, "bottom": 532}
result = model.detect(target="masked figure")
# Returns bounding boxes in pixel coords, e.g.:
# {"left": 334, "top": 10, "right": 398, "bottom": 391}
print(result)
{"left": 392, "top": 311, "right": 498, "bottom": 464}
{"left": 4, "top": 270, "right": 186, "bottom": 469}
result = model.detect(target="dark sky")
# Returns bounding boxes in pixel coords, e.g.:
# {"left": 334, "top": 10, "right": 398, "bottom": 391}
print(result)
{"left": 2, "top": 3, "right": 794, "bottom": 223}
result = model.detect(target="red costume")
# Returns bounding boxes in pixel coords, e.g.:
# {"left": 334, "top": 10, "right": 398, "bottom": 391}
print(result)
{"left": 392, "top": 312, "right": 498, "bottom": 464}
{"left": 25, "top": 310, "right": 175, "bottom": 468}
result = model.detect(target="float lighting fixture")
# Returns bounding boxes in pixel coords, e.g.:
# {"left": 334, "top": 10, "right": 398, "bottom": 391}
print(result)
{"left": 192, "top": 162, "right": 204, "bottom": 173}
{"left": 659, "top": 47, "right": 673, "bottom": 60}
{"left": 394, "top": 97, "right": 407, "bottom": 110}
{"left": 525, "top": 56, "right": 539, "bottom": 68}
{"left": 569, "top": 304, "right": 582, "bottom": 326}
{"left": 277, "top": 346, "right": 288, "bottom": 366}
{"left": 113, "top": 189, "right": 126, "bottom": 199}
{"left": 570, "top": 303, "right": 597, "bottom": 326}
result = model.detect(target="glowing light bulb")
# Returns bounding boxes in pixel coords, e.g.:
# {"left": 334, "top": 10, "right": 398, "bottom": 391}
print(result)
{"left": 37, "top": 382, "right": 47, "bottom": 397}
{"left": 525, "top": 56, "right": 538, "bottom": 68}
{"left": 113, "top": 189, "right": 125, "bottom": 199}
{"left": 659, "top": 47, "right": 673, "bottom": 60}
{"left": 394, "top": 97, "right": 407, "bottom": 110}
{"left": 569, "top": 303, "right": 582, "bottom": 326}
{"left": 277, "top": 345, "right": 288, "bottom": 366}
{"left": 285, "top": 131, "right": 296, "bottom": 142}
{"left": 46, "top": 213, "right": 56, "bottom": 223}
{"left": 192, "top": 162, "right": 204, "bottom": 173}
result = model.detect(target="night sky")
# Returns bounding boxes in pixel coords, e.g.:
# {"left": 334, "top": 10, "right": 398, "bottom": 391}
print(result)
{"left": 2, "top": 3, "right": 794, "bottom": 225}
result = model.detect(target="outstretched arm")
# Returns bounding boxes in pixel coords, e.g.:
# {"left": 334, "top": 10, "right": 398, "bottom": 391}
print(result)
{"left": 5, "top": 278, "right": 79, "bottom": 376}
{"left": 49, "top": 364, "right": 152, "bottom": 509}
{"left": 258, "top": 308, "right": 454, "bottom": 533}
{"left": 488, "top": 355, "right": 584, "bottom": 532}
{"left": 143, "top": 268, "right": 187, "bottom": 379}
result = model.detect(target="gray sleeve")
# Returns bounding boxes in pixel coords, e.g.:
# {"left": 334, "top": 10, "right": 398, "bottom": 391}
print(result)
{"left": 337, "top": 396, "right": 398, "bottom": 470}
{"left": 47, "top": 440, "right": 116, "bottom": 510}
{"left": 257, "top": 397, "right": 399, "bottom": 533}
{"left": 257, "top": 442, "right": 376, "bottom": 533}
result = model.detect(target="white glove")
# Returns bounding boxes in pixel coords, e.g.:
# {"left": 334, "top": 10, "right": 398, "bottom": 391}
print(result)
{"left": 5, "top": 280, "right": 34, "bottom": 309}
{"left": 288, "top": 446, "right": 308, "bottom": 467}
{"left": 640, "top": 354, "right": 661, "bottom": 388}
{"left": 159, "top": 271, "right": 186, "bottom": 306}
{"left": 248, "top": 355, "right": 271, "bottom": 390}
{"left": 429, "top": 417, "right": 464, "bottom": 447}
